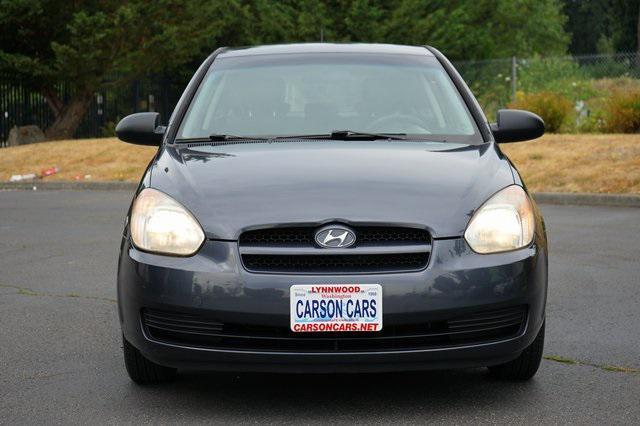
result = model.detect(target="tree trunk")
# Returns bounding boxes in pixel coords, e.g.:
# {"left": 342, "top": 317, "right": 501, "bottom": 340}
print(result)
{"left": 42, "top": 87, "right": 63, "bottom": 117}
{"left": 43, "top": 90, "right": 94, "bottom": 140}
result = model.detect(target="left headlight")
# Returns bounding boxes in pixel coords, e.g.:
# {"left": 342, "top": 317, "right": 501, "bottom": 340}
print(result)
{"left": 464, "top": 185, "right": 534, "bottom": 254}
{"left": 130, "top": 188, "right": 205, "bottom": 256}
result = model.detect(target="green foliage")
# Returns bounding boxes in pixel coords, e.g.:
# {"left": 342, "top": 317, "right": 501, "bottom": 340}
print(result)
{"left": 0, "top": 0, "right": 572, "bottom": 86}
{"left": 100, "top": 121, "right": 117, "bottom": 138}
{"left": 574, "top": 78, "right": 640, "bottom": 133}
{"left": 385, "top": 0, "right": 569, "bottom": 60}
{"left": 596, "top": 35, "right": 616, "bottom": 54}
{"left": 461, "top": 53, "right": 640, "bottom": 132}
{"left": 0, "top": 0, "right": 250, "bottom": 137}
{"left": 456, "top": 58, "right": 514, "bottom": 120}
{"left": 518, "top": 57, "right": 585, "bottom": 89}
{"left": 0, "top": 0, "right": 571, "bottom": 137}
{"left": 516, "top": 56, "right": 598, "bottom": 102}
{"left": 0, "top": 0, "right": 245, "bottom": 91}
{"left": 0, "top": 0, "right": 74, "bottom": 86}
{"left": 575, "top": 109, "right": 605, "bottom": 133}
{"left": 561, "top": 0, "right": 640, "bottom": 54}
{"left": 241, "top": 1, "right": 325, "bottom": 44}
{"left": 581, "top": 56, "right": 637, "bottom": 80}
{"left": 509, "top": 91, "right": 573, "bottom": 132}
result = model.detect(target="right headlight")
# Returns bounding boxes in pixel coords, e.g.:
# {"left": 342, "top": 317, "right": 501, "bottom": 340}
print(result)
{"left": 130, "top": 188, "right": 205, "bottom": 256}
{"left": 464, "top": 185, "right": 534, "bottom": 254}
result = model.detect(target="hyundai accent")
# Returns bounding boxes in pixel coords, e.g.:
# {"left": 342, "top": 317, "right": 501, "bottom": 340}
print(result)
{"left": 116, "top": 43, "right": 547, "bottom": 384}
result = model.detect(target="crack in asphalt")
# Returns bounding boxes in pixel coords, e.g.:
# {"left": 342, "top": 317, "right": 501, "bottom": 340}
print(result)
{"left": 544, "top": 355, "right": 639, "bottom": 375}
{"left": 0, "top": 283, "right": 116, "bottom": 304}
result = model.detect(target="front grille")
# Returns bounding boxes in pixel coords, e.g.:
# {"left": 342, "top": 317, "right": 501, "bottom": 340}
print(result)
{"left": 240, "top": 226, "right": 430, "bottom": 247}
{"left": 238, "top": 224, "right": 431, "bottom": 274}
{"left": 142, "top": 306, "right": 527, "bottom": 353}
{"left": 242, "top": 253, "right": 428, "bottom": 273}
{"left": 240, "top": 227, "right": 314, "bottom": 247}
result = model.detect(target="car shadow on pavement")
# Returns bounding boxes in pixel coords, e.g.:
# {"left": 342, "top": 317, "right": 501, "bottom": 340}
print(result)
{"left": 129, "top": 368, "right": 545, "bottom": 419}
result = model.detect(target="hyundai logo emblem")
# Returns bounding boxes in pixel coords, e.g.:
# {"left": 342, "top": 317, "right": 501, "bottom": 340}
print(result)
{"left": 315, "top": 225, "right": 356, "bottom": 248}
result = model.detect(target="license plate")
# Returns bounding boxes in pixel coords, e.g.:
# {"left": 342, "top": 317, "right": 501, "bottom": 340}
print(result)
{"left": 290, "top": 284, "right": 382, "bottom": 332}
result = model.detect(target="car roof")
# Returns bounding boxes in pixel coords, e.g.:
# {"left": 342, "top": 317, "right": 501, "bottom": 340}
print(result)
{"left": 217, "top": 43, "right": 434, "bottom": 58}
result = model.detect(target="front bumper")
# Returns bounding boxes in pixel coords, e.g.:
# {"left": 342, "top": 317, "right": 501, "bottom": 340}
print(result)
{"left": 117, "top": 237, "right": 547, "bottom": 373}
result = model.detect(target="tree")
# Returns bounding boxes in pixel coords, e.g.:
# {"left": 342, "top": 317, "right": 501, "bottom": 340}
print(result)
{"left": 322, "top": 0, "right": 390, "bottom": 42}
{"left": 0, "top": 0, "right": 571, "bottom": 139}
{"left": 240, "top": 0, "right": 390, "bottom": 44}
{"left": 561, "top": 0, "right": 640, "bottom": 55}
{"left": 0, "top": 0, "right": 246, "bottom": 139}
{"left": 384, "top": 0, "right": 569, "bottom": 60}
{"left": 241, "top": 0, "right": 330, "bottom": 44}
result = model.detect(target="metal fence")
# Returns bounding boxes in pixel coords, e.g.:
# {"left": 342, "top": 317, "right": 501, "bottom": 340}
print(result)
{"left": 0, "top": 74, "right": 188, "bottom": 147}
{"left": 2, "top": 52, "right": 640, "bottom": 146}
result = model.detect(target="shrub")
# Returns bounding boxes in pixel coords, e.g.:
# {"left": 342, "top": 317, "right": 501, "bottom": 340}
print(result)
{"left": 508, "top": 91, "right": 573, "bottom": 133}
{"left": 601, "top": 89, "right": 640, "bottom": 133}
{"left": 575, "top": 109, "right": 605, "bottom": 133}
{"left": 590, "top": 77, "right": 640, "bottom": 94}
{"left": 516, "top": 57, "right": 596, "bottom": 101}
{"left": 100, "top": 121, "right": 117, "bottom": 137}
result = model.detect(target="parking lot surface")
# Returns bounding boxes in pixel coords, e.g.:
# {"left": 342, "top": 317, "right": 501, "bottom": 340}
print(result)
{"left": 1, "top": 190, "right": 639, "bottom": 424}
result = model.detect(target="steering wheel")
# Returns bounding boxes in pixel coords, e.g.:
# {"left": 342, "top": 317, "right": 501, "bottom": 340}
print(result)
{"left": 365, "top": 113, "right": 431, "bottom": 134}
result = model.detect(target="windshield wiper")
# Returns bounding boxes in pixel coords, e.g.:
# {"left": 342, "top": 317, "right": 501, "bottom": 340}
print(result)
{"left": 267, "top": 131, "right": 407, "bottom": 141}
{"left": 209, "top": 134, "right": 271, "bottom": 141}
{"left": 207, "top": 131, "right": 407, "bottom": 142}
{"left": 329, "top": 130, "right": 407, "bottom": 140}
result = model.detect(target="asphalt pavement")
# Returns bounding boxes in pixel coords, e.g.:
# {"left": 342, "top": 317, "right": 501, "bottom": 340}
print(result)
{"left": 1, "top": 190, "right": 639, "bottom": 424}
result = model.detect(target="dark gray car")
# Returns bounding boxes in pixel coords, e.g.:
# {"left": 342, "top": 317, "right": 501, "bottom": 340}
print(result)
{"left": 116, "top": 43, "right": 547, "bottom": 384}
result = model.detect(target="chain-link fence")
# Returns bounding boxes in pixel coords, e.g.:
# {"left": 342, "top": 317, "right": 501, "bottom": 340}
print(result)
{"left": 2, "top": 51, "right": 640, "bottom": 146}
{"left": 454, "top": 52, "right": 640, "bottom": 124}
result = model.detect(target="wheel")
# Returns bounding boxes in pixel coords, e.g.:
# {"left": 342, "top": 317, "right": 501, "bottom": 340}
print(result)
{"left": 122, "top": 335, "right": 177, "bottom": 384}
{"left": 488, "top": 321, "right": 545, "bottom": 380}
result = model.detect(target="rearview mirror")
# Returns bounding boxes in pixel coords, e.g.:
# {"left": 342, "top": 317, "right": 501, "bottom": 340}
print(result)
{"left": 490, "top": 109, "right": 545, "bottom": 143}
{"left": 115, "top": 112, "right": 165, "bottom": 146}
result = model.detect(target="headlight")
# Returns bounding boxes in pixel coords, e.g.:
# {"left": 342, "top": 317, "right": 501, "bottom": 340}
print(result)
{"left": 464, "top": 185, "right": 534, "bottom": 254}
{"left": 130, "top": 188, "right": 205, "bottom": 256}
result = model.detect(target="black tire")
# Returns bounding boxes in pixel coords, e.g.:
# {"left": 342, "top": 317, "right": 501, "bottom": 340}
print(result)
{"left": 488, "top": 321, "right": 545, "bottom": 380}
{"left": 122, "top": 335, "right": 177, "bottom": 384}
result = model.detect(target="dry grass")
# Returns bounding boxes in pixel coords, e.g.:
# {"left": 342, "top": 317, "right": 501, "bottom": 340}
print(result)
{"left": 0, "top": 138, "right": 156, "bottom": 182}
{"left": 501, "top": 134, "right": 640, "bottom": 194}
{"left": 1, "top": 135, "right": 639, "bottom": 193}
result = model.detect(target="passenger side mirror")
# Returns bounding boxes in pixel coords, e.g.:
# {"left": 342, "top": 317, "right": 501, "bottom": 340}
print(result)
{"left": 490, "top": 109, "right": 545, "bottom": 143}
{"left": 115, "top": 112, "right": 165, "bottom": 146}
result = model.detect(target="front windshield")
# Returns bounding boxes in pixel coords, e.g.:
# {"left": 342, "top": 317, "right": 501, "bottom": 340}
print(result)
{"left": 178, "top": 53, "right": 480, "bottom": 142}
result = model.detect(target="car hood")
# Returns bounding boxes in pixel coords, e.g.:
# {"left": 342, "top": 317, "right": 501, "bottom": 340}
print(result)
{"left": 150, "top": 141, "right": 515, "bottom": 239}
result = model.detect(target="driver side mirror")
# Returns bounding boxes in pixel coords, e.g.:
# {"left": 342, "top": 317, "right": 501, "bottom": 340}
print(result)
{"left": 491, "top": 109, "right": 545, "bottom": 143}
{"left": 115, "top": 112, "right": 165, "bottom": 146}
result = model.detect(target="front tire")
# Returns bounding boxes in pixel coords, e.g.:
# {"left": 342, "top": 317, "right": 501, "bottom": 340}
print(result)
{"left": 123, "top": 335, "right": 177, "bottom": 384}
{"left": 488, "top": 321, "right": 545, "bottom": 380}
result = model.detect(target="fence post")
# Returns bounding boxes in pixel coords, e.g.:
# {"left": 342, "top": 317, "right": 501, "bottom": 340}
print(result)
{"left": 511, "top": 56, "right": 517, "bottom": 102}
{"left": 132, "top": 80, "right": 140, "bottom": 113}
